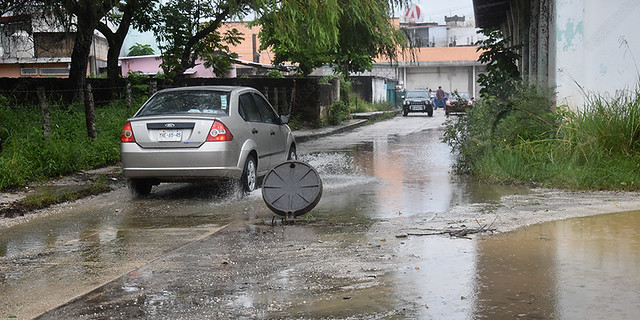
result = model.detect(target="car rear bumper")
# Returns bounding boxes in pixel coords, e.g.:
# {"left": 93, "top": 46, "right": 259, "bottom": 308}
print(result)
{"left": 121, "top": 142, "right": 243, "bottom": 180}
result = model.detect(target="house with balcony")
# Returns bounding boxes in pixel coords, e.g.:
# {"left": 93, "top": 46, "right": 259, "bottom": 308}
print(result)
{"left": 0, "top": 13, "right": 107, "bottom": 78}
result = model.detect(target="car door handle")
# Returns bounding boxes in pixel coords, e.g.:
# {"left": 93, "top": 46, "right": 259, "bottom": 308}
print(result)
{"left": 251, "top": 128, "right": 258, "bottom": 134}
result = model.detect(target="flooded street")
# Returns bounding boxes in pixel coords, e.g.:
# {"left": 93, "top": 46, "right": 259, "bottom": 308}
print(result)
{"left": 475, "top": 210, "right": 640, "bottom": 319}
{"left": 1, "top": 113, "right": 640, "bottom": 319}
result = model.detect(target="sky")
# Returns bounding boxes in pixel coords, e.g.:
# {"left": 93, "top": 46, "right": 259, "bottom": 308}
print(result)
{"left": 396, "top": 1, "right": 475, "bottom": 24}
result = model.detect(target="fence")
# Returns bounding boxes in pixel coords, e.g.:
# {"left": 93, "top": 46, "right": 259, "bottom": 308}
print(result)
{"left": 0, "top": 77, "right": 341, "bottom": 124}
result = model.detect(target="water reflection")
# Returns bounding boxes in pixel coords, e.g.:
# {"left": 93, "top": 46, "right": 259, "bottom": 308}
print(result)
{"left": 303, "top": 127, "right": 515, "bottom": 221}
{"left": 474, "top": 210, "right": 640, "bottom": 319}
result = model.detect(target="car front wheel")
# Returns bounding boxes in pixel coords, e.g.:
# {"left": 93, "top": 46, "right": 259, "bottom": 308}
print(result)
{"left": 241, "top": 155, "right": 257, "bottom": 193}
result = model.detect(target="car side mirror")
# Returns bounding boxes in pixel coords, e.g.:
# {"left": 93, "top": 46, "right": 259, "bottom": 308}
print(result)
{"left": 279, "top": 114, "right": 290, "bottom": 125}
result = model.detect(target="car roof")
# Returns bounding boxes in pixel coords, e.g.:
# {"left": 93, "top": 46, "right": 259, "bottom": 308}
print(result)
{"left": 155, "top": 86, "right": 255, "bottom": 94}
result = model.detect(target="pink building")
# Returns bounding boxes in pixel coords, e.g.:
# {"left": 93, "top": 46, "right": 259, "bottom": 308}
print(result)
{"left": 118, "top": 54, "right": 236, "bottom": 78}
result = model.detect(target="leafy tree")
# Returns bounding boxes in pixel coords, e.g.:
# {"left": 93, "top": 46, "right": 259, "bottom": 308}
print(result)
{"left": 1, "top": 0, "right": 44, "bottom": 16}
{"left": 127, "top": 42, "right": 155, "bottom": 56}
{"left": 473, "top": 27, "right": 524, "bottom": 133}
{"left": 475, "top": 27, "right": 521, "bottom": 99}
{"left": 254, "top": 0, "right": 409, "bottom": 76}
{"left": 138, "top": 0, "right": 252, "bottom": 84}
{"left": 97, "top": 0, "right": 157, "bottom": 82}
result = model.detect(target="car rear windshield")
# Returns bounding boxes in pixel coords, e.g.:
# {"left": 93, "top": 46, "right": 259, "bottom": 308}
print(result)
{"left": 405, "top": 91, "right": 429, "bottom": 99}
{"left": 453, "top": 92, "right": 470, "bottom": 99}
{"left": 136, "top": 90, "right": 231, "bottom": 117}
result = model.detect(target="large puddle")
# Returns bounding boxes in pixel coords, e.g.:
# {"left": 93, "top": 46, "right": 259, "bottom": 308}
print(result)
{"left": 294, "top": 125, "right": 640, "bottom": 319}
{"left": 474, "top": 210, "right": 640, "bottom": 319}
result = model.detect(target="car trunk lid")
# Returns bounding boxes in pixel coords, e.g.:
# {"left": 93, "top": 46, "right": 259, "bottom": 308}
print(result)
{"left": 129, "top": 116, "right": 219, "bottom": 148}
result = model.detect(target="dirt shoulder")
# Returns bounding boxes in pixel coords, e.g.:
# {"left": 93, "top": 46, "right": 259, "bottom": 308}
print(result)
{"left": 0, "top": 165, "right": 125, "bottom": 227}
{"left": 435, "top": 188, "right": 640, "bottom": 233}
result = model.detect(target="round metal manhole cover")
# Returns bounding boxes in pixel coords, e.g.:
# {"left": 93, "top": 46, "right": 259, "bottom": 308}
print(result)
{"left": 262, "top": 161, "right": 323, "bottom": 217}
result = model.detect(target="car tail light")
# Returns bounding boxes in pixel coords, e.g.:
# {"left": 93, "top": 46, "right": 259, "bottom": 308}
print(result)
{"left": 206, "top": 121, "right": 233, "bottom": 142}
{"left": 121, "top": 122, "right": 135, "bottom": 143}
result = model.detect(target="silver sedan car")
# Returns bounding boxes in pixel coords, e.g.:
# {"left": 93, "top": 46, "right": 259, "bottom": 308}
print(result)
{"left": 120, "top": 86, "right": 297, "bottom": 196}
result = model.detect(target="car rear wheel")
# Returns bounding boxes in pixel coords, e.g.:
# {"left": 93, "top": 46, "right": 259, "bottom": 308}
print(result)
{"left": 128, "top": 179, "right": 153, "bottom": 196}
{"left": 241, "top": 155, "right": 257, "bottom": 193}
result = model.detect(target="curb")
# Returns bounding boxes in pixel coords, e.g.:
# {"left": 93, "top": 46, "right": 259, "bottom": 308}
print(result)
{"left": 293, "top": 110, "right": 399, "bottom": 143}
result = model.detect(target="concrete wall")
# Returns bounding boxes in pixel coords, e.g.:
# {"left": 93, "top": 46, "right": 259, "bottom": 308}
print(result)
{"left": 554, "top": 0, "right": 640, "bottom": 109}
{"left": 403, "top": 65, "right": 483, "bottom": 98}
{"left": 496, "top": 0, "right": 640, "bottom": 109}
{"left": 350, "top": 76, "right": 395, "bottom": 103}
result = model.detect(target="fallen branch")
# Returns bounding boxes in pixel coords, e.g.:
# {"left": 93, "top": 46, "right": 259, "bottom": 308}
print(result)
{"left": 403, "top": 224, "right": 496, "bottom": 239}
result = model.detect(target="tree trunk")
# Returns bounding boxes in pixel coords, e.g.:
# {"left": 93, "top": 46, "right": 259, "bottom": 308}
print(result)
{"left": 97, "top": 0, "right": 135, "bottom": 83}
{"left": 68, "top": 31, "right": 93, "bottom": 101}
{"left": 66, "top": 0, "right": 116, "bottom": 102}
{"left": 68, "top": 16, "right": 98, "bottom": 102}
{"left": 37, "top": 87, "right": 50, "bottom": 140}
{"left": 84, "top": 84, "right": 97, "bottom": 139}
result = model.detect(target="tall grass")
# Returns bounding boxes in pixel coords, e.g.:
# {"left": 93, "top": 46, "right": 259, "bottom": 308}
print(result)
{"left": 0, "top": 98, "right": 141, "bottom": 190}
{"left": 560, "top": 88, "right": 640, "bottom": 157}
{"left": 445, "top": 83, "right": 640, "bottom": 191}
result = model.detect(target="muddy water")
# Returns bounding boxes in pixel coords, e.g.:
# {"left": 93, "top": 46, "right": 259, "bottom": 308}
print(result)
{"left": 474, "top": 210, "right": 640, "bottom": 320}
{"left": 292, "top": 124, "right": 640, "bottom": 319}
{"left": 300, "top": 128, "right": 517, "bottom": 221}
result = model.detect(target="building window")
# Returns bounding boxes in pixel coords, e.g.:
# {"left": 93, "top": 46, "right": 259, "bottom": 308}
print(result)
{"left": 20, "top": 68, "right": 38, "bottom": 76}
{"left": 40, "top": 68, "right": 69, "bottom": 76}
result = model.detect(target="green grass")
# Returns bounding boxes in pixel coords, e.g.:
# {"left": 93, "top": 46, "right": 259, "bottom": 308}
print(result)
{"left": 0, "top": 98, "right": 142, "bottom": 190}
{"left": 348, "top": 92, "right": 395, "bottom": 113}
{"left": 445, "top": 83, "right": 640, "bottom": 191}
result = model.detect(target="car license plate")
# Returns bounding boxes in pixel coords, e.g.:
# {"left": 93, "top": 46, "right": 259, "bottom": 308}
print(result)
{"left": 411, "top": 105, "right": 422, "bottom": 111}
{"left": 158, "top": 129, "right": 182, "bottom": 142}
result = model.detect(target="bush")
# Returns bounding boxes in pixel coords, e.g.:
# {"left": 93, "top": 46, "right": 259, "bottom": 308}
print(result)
{"left": 340, "top": 78, "right": 352, "bottom": 105}
{"left": 444, "top": 82, "right": 640, "bottom": 190}
{"left": 328, "top": 101, "right": 350, "bottom": 125}
{"left": 268, "top": 70, "right": 284, "bottom": 78}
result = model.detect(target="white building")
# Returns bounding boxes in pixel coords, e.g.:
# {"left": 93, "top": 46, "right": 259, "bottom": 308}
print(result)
{"left": 0, "top": 13, "right": 108, "bottom": 78}
{"left": 473, "top": 0, "right": 640, "bottom": 109}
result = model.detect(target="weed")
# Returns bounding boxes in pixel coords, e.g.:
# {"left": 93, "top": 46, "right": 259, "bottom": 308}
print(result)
{"left": 0, "top": 98, "right": 139, "bottom": 190}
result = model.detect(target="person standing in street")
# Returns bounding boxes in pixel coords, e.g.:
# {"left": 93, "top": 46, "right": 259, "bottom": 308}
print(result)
{"left": 435, "top": 86, "right": 446, "bottom": 110}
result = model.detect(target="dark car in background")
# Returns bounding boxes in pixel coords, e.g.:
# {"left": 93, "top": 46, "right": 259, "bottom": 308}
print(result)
{"left": 402, "top": 90, "right": 434, "bottom": 117}
{"left": 445, "top": 91, "right": 473, "bottom": 116}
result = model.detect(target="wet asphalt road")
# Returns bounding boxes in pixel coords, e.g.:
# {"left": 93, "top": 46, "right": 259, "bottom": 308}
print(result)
{"left": 2, "top": 111, "right": 640, "bottom": 319}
